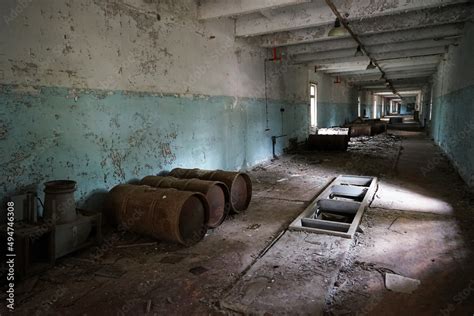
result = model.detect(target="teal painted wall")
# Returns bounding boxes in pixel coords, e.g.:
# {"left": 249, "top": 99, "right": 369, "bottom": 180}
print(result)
{"left": 430, "top": 23, "right": 474, "bottom": 188}
{"left": 360, "top": 103, "right": 372, "bottom": 119}
{"left": 430, "top": 85, "right": 474, "bottom": 186}
{"left": 317, "top": 102, "right": 358, "bottom": 128}
{"left": 0, "top": 84, "right": 308, "bottom": 206}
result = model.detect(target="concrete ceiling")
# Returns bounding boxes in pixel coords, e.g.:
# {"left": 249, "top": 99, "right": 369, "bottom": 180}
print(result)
{"left": 198, "top": 0, "right": 474, "bottom": 94}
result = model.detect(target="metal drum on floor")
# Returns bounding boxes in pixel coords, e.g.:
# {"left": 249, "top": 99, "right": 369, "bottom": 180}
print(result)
{"left": 168, "top": 168, "right": 252, "bottom": 214}
{"left": 105, "top": 184, "right": 209, "bottom": 246}
{"left": 139, "top": 175, "right": 229, "bottom": 228}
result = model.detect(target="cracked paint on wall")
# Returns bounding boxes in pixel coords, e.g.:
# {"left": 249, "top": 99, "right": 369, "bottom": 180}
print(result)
{"left": 430, "top": 22, "right": 474, "bottom": 187}
{"left": 0, "top": 85, "right": 307, "bottom": 206}
{"left": 0, "top": 0, "right": 310, "bottom": 210}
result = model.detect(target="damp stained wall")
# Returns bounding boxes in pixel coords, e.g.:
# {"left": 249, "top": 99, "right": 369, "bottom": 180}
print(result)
{"left": 400, "top": 96, "right": 416, "bottom": 115}
{"left": 308, "top": 70, "right": 358, "bottom": 128}
{"left": 359, "top": 91, "right": 374, "bottom": 119}
{"left": 0, "top": 0, "right": 309, "bottom": 206}
{"left": 431, "top": 21, "right": 474, "bottom": 187}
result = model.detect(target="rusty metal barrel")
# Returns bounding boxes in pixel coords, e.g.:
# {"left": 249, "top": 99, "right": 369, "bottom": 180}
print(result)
{"left": 168, "top": 168, "right": 252, "bottom": 214}
{"left": 105, "top": 184, "right": 208, "bottom": 246}
{"left": 139, "top": 176, "right": 229, "bottom": 228}
{"left": 308, "top": 134, "right": 349, "bottom": 151}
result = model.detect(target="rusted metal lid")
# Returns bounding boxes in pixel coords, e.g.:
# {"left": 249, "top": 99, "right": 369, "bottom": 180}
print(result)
{"left": 230, "top": 173, "right": 252, "bottom": 212}
{"left": 179, "top": 195, "right": 207, "bottom": 245}
{"left": 205, "top": 183, "right": 227, "bottom": 228}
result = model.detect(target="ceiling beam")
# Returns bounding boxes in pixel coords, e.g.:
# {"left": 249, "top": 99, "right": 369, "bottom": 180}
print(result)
{"left": 360, "top": 23, "right": 464, "bottom": 46}
{"left": 366, "top": 39, "right": 455, "bottom": 55}
{"left": 378, "top": 55, "right": 443, "bottom": 68}
{"left": 285, "top": 38, "right": 357, "bottom": 56}
{"left": 331, "top": 69, "right": 381, "bottom": 80}
{"left": 391, "top": 79, "right": 432, "bottom": 85}
{"left": 284, "top": 24, "right": 462, "bottom": 55}
{"left": 386, "top": 72, "right": 435, "bottom": 80}
{"left": 197, "top": 0, "right": 310, "bottom": 20}
{"left": 293, "top": 55, "right": 369, "bottom": 65}
{"left": 288, "top": 41, "right": 450, "bottom": 64}
{"left": 367, "top": 86, "right": 426, "bottom": 92}
{"left": 359, "top": 78, "right": 430, "bottom": 86}
{"left": 352, "top": 2, "right": 472, "bottom": 35}
{"left": 236, "top": 0, "right": 469, "bottom": 37}
{"left": 372, "top": 47, "right": 448, "bottom": 60}
{"left": 254, "top": 3, "right": 472, "bottom": 47}
{"left": 297, "top": 54, "right": 442, "bottom": 69}
{"left": 382, "top": 64, "right": 439, "bottom": 72}
{"left": 350, "top": 76, "right": 432, "bottom": 85}
{"left": 385, "top": 70, "right": 436, "bottom": 77}
{"left": 327, "top": 63, "right": 438, "bottom": 76}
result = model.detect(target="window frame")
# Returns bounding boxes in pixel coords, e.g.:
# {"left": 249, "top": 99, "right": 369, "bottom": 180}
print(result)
{"left": 310, "top": 82, "right": 317, "bottom": 128}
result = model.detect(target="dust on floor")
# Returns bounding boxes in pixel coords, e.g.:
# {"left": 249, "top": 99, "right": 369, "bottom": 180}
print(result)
{"left": 4, "top": 131, "right": 474, "bottom": 315}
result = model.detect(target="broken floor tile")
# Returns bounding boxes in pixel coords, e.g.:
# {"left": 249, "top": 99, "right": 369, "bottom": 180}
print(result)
{"left": 385, "top": 273, "right": 420, "bottom": 294}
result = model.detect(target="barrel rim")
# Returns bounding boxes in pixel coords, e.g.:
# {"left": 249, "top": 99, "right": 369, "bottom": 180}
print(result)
{"left": 178, "top": 191, "right": 209, "bottom": 246}
{"left": 139, "top": 176, "right": 230, "bottom": 228}
{"left": 44, "top": 180, "right": 77, "bottom": 193}
{"left": 169, "top": 168, "right": 252, "bottom": 214}
{"left": 207, "top": 181, "right": 230, "bottom": 228}
{"left": 230, "top": 172, "right": 252, "bottom": 213}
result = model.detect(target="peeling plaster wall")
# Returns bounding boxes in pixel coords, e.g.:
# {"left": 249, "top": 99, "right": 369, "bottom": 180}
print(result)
{"left": 431, "top": 22, "right": 474, "bottom": 187}
{"left": 308, "top": 71, "right": 358, "bottom": 128}
{"left": 0, "top": 0, "right": 308, "bottom": 206}
{"left": 1, "top": 0, "right": 265, "bottom": 98}
{"left": 359, "top": 91, "right": 373, "bottom": 119}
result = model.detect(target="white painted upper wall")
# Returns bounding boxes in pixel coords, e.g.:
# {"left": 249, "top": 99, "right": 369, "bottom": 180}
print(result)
{"left": 0, "top": 0, "right": 306, "bottom": 101}
{"left": 308, "top": 71, "right": 356, "bottom": 104}
{"left": 197, "top": 0, "right": 311, "bottom": 20}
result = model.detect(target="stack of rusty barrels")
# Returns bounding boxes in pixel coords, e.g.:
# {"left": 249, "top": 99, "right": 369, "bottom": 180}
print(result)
{"left": 105, "top": 168, "right": 252, "bottom": 246}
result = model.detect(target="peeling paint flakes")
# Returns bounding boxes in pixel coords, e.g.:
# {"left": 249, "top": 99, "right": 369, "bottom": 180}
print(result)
{"left": 0, "top": 121, "right": 8, "bottom": 140}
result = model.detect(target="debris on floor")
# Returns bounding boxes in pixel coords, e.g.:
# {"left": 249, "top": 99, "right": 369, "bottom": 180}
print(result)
{"left": 95, "top": 265, "right": 126, "bottom": 279}
{"left": 116, "top": 242, "right": 158, "bottom": 249}
{"left": 159, "top": 255, "right": 187, "bottom": 264}
{"left": 189, "top": 266, "right": 208, "bottom": 275}
{"left": 385, "top": 273, "right": 421, "bottom": 294}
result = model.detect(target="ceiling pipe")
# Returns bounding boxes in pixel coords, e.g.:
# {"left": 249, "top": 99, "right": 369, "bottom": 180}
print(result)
{"left": 324, "top": 0, "right": 401, "bottom": 98}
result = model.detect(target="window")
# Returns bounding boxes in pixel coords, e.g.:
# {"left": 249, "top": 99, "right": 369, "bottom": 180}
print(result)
{"left": 429, "top": 88, "right": 433, "bottom": 120}
{"left": 310, "top": 83, "right": 317, "bottom": 128}
{"left": 373, "top": 97, "right": 377, "bottom": 119}
{"left": 357, "top": 96, "right": 361, "bottom": 117}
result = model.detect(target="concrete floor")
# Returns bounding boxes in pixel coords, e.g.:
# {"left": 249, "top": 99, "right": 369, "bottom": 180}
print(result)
{"left": 4, "top": 128, "right": 474, "bottom": 315}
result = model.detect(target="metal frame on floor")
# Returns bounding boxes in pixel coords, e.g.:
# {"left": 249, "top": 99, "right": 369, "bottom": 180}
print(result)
{"left": 289, "top": 175, "right": 378, "bottom": 239}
